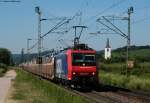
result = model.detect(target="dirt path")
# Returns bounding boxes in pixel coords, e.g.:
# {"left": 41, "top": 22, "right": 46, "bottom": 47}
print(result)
{"left": 0, "top": 70, "right": 16, "bottom": 103}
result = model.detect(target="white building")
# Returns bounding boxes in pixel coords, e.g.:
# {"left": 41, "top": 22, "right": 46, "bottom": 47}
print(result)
{"left": 104, "top": 38, "right": 111, "bottom": 60}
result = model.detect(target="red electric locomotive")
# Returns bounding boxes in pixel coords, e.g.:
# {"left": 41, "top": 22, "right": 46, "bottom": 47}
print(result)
{"left": 54, "top": 44, "right": 98, "bottom": 88}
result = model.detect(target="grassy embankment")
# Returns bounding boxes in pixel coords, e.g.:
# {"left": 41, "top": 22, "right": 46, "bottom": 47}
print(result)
{"left": 9, "top": 69, "right": 90, "bottom": 103}
{"left": 99, "top": 62, "right": 150, "bottom": 92}
{"left": 0, "top": 63, "right": 8, "bottom": 77}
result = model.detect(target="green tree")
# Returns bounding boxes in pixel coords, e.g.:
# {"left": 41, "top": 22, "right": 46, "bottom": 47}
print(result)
{"left": 0, "top": 48, "right": 11, "bottom": 65}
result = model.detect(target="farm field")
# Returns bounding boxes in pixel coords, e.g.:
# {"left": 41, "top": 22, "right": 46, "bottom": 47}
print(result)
{"left": 7, "top": 69, "right": 90, "bottom": 103}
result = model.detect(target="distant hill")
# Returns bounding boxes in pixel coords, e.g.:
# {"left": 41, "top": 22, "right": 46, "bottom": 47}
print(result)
{"left": 114, "top": 45, "right": 150, "bottom": 52}
{"left": 97, "top": 45, "right": 150, "bottom": 62}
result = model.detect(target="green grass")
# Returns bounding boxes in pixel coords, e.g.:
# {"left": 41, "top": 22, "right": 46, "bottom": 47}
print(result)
{"left": 11, "top": 69, "right": 90, "bottom": 103}
{"left": 99, "top": 70, "right": 150, "bottom": 92}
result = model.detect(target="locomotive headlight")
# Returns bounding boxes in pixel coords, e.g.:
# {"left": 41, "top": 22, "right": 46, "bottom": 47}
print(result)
{"left": 73, "top": 72, "right": 76, "bottom": 75}
{"left": 92, "top": 72, "right": 95, "bottom": 75}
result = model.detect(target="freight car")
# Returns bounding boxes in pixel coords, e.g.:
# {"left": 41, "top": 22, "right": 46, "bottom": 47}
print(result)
{"left": 23, "top": 44, "right": 99, "bottom": 88}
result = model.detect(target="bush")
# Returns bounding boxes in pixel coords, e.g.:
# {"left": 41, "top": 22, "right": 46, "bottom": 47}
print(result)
{"left": 0, "top": 63, "right": 7, "bottom": 69}
{"left": 99, "top": 70, "right": 150, "bottom": 92}
{"left": 130, "top": 68, "right": 141, "bottom": 75}
{"left": 0, "top": 63, "right": 7, "bottom": 76}
{"left": 126, "top": 76, "right": 150, "bottom": 91}
{"left": 99, "top": 63, "right": 126, "bottom": 74}
{"left": 99, "top": 72, "right": 128, "bottom": 88}
{"left": 126, "top": 76, "right": 142, "bottom": 90}
{"left": 0, "top": 48, "right": 12, "bottom": 65}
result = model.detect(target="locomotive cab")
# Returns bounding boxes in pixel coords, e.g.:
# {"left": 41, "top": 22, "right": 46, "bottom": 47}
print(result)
{"left": 68, "top": 44, "right": 98, "bottom": 87}
{"left": 72, "top": 52, "right": 97, "bottom": 77}
{"left": 70, "top": 50, "right": 98, "bottom": 87}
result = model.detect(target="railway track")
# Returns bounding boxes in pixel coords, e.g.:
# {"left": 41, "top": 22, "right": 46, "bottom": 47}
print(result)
{"left": 68, "top": 85, "right": 150, "bottom": 103}
{"left": 72, "top": 90, "right": 121, "bottom": 103}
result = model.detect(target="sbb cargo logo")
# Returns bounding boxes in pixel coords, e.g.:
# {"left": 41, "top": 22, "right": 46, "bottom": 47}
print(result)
{"left": 56, "top": 59, "right": 62, "bottom": 78}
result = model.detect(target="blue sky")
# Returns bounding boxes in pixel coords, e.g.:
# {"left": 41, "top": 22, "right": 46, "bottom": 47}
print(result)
{"left": 0, "top": 0, "right": 150, "bottom": 54}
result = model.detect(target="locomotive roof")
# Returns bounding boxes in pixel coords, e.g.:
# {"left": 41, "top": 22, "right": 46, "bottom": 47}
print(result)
{"left": 64, "top": 43, "right": 94, "bottom": 51}
{"left": 57, "top": 43, "right": 95, "bottom": 54}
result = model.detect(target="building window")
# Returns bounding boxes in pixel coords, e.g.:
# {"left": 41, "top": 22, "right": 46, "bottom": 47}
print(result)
{"left": 107, "top": 48, "right": 109, "bottom": 52}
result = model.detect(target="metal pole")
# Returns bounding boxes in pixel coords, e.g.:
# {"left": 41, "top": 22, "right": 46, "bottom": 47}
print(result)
{"left": 27, "top": 39, "right": 29, "bottom": 67}
{"left": 128, "top": 11, "right": 131, "bottom": 47}
{"left": 126, "top": 7, "right": 132, "bottom": 75}
{"left": 27, "top": 38, "right": 32, "bottom": 68}
{"left": 75, "top": 26, "right": 77, "bottom": 38}
{"left": 38, "top": 10, "right": 42, "bottom": 60}
{"left": 38, "top": 9, "right": 42, "bottom": 77}
{"left": 35, "top": 6, "right": 42, "bottom": 78}
{"left": 21, "top": 48, "right": 24, "bottom": 63}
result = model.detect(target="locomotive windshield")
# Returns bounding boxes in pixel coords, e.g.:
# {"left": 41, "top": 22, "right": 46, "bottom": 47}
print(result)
{"left": 72, "top": 53, "right": 96, "bottom": 66}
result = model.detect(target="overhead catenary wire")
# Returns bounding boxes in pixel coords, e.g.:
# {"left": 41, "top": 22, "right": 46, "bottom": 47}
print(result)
{"left": 116, "top": 16, "right": 150, "bottom": 27}
{"left": 83, "top": 0, "right": 128, "bottom": 23}
{"left": 39, "top": 1, "right": 89, "bottom": 51}
{"left": 28, "top": 42, "right": 38, "bottom": 51}
{"left": 29, "top": 12, "right": 82, "bottom": 55}
{"left": 0, "top": 0, "right": 20, "bottom": 2}
{"left": 41, "top": 12, "right": 81, "bottom": 38}
{"left": 102, "top": 16, "right": 128, "bottom": 38}
{"left": 41, "top": 18, "right": 67, "bottom": 38}
{"left": 58, "top": 39, "right": 70, "bottom": 47}
{"left": 81, "top": 0, "right": 128, "bottom": 42}
{"left": 55, "top": 26, "right": 73, "bottom": 40}
{"left": 103, "top": 15, "right": 150, "bottom": 28}
{"left": 132, "top": 16, "right": 150, "bottom": 25}
{"left": 97, "top": 19, "right": 127, "bottom": 39}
